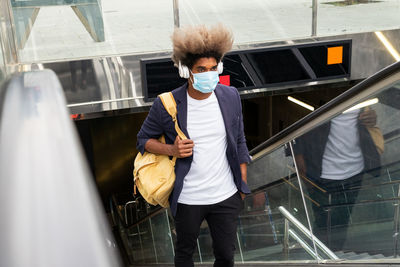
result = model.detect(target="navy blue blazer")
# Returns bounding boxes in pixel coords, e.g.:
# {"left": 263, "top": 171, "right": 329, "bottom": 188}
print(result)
{"left": 137, "top": 83, "right": 251, "bottom": 216}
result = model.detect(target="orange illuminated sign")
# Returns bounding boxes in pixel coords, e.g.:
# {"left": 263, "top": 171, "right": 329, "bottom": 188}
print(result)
{"left": 327, "top": 46, "right": 343, "bottom": 65}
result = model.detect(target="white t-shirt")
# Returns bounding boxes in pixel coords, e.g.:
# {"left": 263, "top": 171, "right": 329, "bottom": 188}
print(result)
{"left": 321, "top": 109, "right": 364, "bottom": 180}
{"left": 177, "top": 92, "right": 238, "bottom": 205}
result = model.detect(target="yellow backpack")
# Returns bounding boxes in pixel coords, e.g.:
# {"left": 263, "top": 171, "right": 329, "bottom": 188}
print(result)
{"left": 133, "top": 92, "right": 187, "bottom": 207}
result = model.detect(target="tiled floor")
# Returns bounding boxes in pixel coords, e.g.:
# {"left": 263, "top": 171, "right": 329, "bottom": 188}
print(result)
{"left": 15, "top": 0, "right": 400, "bottom": 63}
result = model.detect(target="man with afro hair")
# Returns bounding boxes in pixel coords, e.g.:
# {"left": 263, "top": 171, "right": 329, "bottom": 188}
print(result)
{"left": 137, "top": 24, "right": 251, "bottom": 267}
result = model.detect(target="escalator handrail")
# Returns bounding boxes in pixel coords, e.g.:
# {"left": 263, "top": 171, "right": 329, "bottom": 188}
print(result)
{"left": 250, "top": 61, "right": 400, "bottom": 159}
{"left": 110, "top": 195, "right": 128, "bottom": 227}
{"left": 0, "top": 70, "right": 122, "bottom": 267}
{"left": 110, "top": 194, "right": 164, "bottom": 230}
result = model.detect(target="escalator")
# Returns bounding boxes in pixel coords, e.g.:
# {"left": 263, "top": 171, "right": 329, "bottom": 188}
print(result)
{"left": 111, "top": 60, "right": 400, "bottom": 266}
{"left": 2, "top": 62, "right": 399, "bottom": 266}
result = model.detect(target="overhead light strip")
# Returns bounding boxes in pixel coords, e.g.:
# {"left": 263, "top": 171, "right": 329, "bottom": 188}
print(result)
{"left": 288, "top": 96, "right": 315, "bottom": 111}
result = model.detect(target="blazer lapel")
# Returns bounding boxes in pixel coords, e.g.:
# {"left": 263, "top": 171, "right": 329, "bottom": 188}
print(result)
{"left": 214, "top": 85, "right": 232, "bottom": 140}
{"left": 174, "top": 83, "right": 190, "bottom": 139}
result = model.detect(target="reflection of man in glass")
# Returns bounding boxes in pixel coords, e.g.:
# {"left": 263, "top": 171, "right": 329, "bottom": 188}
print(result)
{"left": 69, "top": 60, "right": 90, "bottom": 91}
{"left": 294, "top": 107, "right": 381, "bottom": 250}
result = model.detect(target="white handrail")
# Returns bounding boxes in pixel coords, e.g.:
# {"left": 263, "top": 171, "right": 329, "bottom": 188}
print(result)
{"left": 0, "top": 70, "right": 122, "bottom": 267}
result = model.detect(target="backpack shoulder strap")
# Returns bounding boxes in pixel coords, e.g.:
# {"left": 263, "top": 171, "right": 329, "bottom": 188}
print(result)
{"left": 159, "top": 92, "right": 177, "bottom": 118}
{"left": 159, "top": 92, "right": 187, "bottom": 140}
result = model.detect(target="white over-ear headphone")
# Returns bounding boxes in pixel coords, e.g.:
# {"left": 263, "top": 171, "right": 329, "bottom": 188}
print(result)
{"left": 178, "top": 61, "right": 224, "bottom": 79}
{"left": 217, "top": 61, "right": 224, "bottom": 74}
{"left": 178, "top": 61, "right": 190, "bottom": 79}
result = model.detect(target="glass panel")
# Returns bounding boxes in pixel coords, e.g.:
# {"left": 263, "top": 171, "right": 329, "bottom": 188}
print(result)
{"left": 318, "top": 0, "right": 400, "bottom": 36}
{"left": 13, "top": 0, "right": 314, "bottom": 63}
{"left": 248, "top": 144, "right": 294, "bottom": 190}
{"left": 179, "top": 0, "right": 312, "bottom": 45}
{"left": 196, "top": 221, "right": 244, "bottom": 263}
{"left": 149, "top": 210, "right": 175, "bottom": 263}
{"left": 0, "top": 0, "right": 16, "bottom": 82}
{"left": 0, "top": 7, "right": 7, "bottom": 86}
{"left": 124, "top": 210, "right": 175, "bottom": 264}
{"left": 137, "top": 219, "right": 157, "bottom": 263}
{"left": 125, "top": 225, "right": 145, "bottom": 264}
{"left": 44, "top": 60, "right": 100, "bottom": 105}
{"left": 166, "top": 209, "right": 243, "bottom": 263}
{"left": 7, "top": 0, "right": 400, "bottom": 64}
{"left": 16, "top": 0, "right": 174, "bottom": 63}
{"left": 197, "top": 222, "right": 215, "bottom": 262}
{"left": 238, "top": 144, "right": 316, "bottom": 262}
{"left": 0, "top": 34, "right": 5, "bottom": 85}
{"left": 293, "top": 80, "right": 400, "bottom": 262}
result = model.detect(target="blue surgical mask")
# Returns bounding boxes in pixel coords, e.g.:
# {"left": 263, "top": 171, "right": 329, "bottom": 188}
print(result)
{"left": 191, "top": 71, "right": 219, "bottom": 93}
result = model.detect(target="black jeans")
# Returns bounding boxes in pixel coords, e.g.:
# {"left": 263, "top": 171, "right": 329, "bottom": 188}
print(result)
{"left": 306, "top": 172, "right": 363, "bottom": 250}
{"left": 174, "top": 192, "right": 243, "bottom": 267}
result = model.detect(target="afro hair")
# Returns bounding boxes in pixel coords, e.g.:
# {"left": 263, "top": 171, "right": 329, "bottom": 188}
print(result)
{"left": 171, "top": 24, "right": 234, "bottom": 69}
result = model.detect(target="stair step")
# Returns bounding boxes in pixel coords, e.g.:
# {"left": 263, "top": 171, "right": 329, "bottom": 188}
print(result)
{"left": 367, "top": 253, "right": 387, "bottom": 259}
{"left": 345, "top": 252, "right": 370, "bottom": 260}
{"left": 341, "top": 251, "right": 356, "bottom": 258}
{"left": 334, "top": 251, "right": 346, "bottom": 258}
{"left": 334, "top": 250, "right": 390, "bottom": 260}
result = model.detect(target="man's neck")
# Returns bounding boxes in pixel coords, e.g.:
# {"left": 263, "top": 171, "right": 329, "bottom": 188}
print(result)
{"left": 187, "top": 82, "right": 212, "bottom": 100}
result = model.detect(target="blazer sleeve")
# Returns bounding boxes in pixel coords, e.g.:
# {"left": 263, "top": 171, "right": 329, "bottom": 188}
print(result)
{"left": 236, "top": 91, "right": 252, "bottom": 164}
{"left": 136, "top": 98, "right": 164, "bottom": 155}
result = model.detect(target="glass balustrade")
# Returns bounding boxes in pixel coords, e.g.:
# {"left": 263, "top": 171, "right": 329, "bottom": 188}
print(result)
{"left": 119, "top": 144, "right": 320, "bottom": 265}
{"left": 294, "top": 78, "right": 400, "bottom": 260}
{"left": 317, "top": 0, "right": 400, "bottom": 37}
{"left": 116, "top": 207, "right": 174, "bottom": 264}
{"left": 178, "top": 0, "right": 312, "bottom": 44}
{"left": 0, "top": 0, "right": 398, "bottom": 63}
{"left": 241, "top": 144, "right": 316, "bottom": 262}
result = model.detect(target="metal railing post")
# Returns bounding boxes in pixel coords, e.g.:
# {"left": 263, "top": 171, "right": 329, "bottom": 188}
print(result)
{"left": 197, "top": 239, "right": 203, "bottom": 263}
{"left": 289, "top": 141, "right": 320, "bottom": 260}
{"left": 165, "top": 210, "right": 175, "bottom": 257}
{"left": 236, "top": 232, "right": 244, "bottom": 263}
{"left": 283, "top": 218, "right": 290, "bottom": 260}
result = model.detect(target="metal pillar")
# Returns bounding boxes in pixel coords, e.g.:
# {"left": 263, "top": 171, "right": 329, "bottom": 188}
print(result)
{"left": 173, "top": 0, "right": 180, "bottom": 28}
{"left": 311, "top": 0, "right": 318, "bottom": 36}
